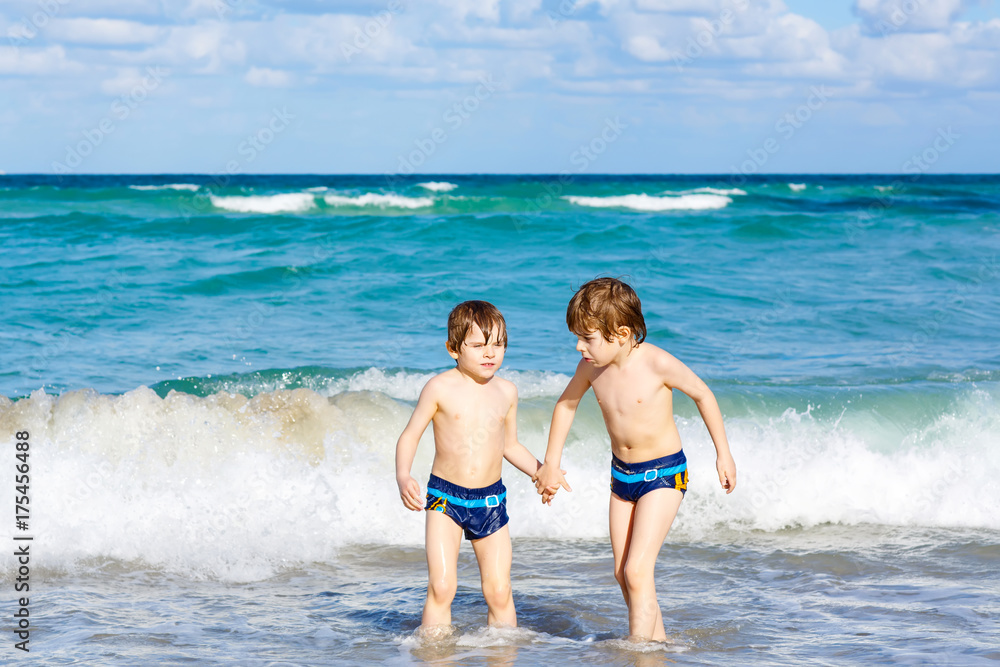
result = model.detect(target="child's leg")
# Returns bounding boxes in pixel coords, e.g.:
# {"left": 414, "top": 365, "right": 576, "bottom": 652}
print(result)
{"left": 423, "top": 509, "right": 463, "bottom": 628}
{"left": 610, "top": 493, "right": 666, "bottom": 637}
{"left": 610, "top": 488, "right": 683, "bottom": 641}
{"left": 470, "top": 524, "right": 516, "bottom": 627}
{"left": 609, "top": 492, "right": 636, "bottom": 606}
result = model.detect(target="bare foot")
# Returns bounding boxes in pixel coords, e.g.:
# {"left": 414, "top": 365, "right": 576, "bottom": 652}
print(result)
{"left": 416, "top": 624, "right": 455, "bottom": 642}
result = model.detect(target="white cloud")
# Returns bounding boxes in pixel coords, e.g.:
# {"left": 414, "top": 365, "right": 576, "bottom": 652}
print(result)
{"left": 180, "top": 0, "right": 244, "bottom": 21}
{"left": 244, "top": 66, "right": 292, "bottom": 87}
{"left": 624, "top": 34, "right": 675, "bottom": 61}
{"left": 253, "top": 13, "right": 415, "bottom": 69}
{"left": 31, "top": 0, "right": 164, "bottom": 19}
{"left": 506, "top": 0, "right": 543, "bottom": 22}
{"left": 47, "top": 18, "right": 162, "bottom": 45}
{"left": 2, "top": 0, "right": 997, "bottom": 109}
{"left": 438, "top": 0, "right": 502, "bottom": 23}
{"left": 634, "top": 0, "right": 726, "bottom": 14}
{"left": 829, "top": 17, "right": 1000, "bottom": 89}
{"left": 725, "top": 13, "right": 849, "bottom": 79}
{"left": 135, "top": 23, "right": 247, "bottom": 73}
{"left": 0, "top": 44, "right": 78, "bottom": 75}
{"left": 99, "top": 66, "right": 168, "bottom": 96}
{"left": 853, "top": 0, "right": 966, "bottom": 35}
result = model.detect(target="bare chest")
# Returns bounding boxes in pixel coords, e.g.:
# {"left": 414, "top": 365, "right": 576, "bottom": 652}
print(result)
{"left": 436, "top": 389, "right": 509, "bottom": 433}
{"left": 592, "top": 372, "right": 669, "bottom": 419}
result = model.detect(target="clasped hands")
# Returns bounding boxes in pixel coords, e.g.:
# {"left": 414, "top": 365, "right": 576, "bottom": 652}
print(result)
{"left": 531, "top": 462, "right": 572, "bottom": 505}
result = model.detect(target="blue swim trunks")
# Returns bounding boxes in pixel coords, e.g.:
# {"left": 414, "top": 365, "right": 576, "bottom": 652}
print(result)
{"left": 425, "top": 474, "right": 509, "bottom": 541}
{"left": 610, "top": 450, "right": 688, "bottom": 502}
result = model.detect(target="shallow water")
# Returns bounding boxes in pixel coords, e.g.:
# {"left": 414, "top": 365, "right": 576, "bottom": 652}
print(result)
{"left": 3, "top": 174, "right": 998, "bottom": 663}
{"left": 19, "top": 526, "right": 999, "bottom": 665}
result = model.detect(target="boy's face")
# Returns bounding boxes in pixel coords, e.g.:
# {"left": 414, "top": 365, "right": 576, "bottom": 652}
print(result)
{"left": 448, "top": 323, "right": 506, "bottom": 381}
{"left": 575, "top": 328, "right": 628, "bottom": 367}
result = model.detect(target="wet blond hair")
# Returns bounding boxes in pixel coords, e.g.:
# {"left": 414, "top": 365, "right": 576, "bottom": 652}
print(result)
{"left": 447, "top": 300, "right": 508, "bottom": 354}
{"left": 566, "top": 277, "right": 646, "bottom": 344}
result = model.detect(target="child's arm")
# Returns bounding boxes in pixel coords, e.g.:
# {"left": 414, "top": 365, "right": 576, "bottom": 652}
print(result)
{"left": 501, "top": 388, "right": 541, "bottom": 477}
{"left": 661, "top": 355, "right": 737, "bottom": 493}
{"left": 395, "top": 382, "right": 439, "bottom": 511}
{"left": 533, "top": 361, "right": 590, "bottom": 498}
{"left": 500, "top": 386, "right": 559, "bottom": 503}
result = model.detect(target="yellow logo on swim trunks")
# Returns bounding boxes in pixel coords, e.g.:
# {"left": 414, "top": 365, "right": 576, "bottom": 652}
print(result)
{"left": 428, "top": 495, "right": 447, "bottom": 513}
{"left": 675, "top": 470, "right": 688, "bottom": 492}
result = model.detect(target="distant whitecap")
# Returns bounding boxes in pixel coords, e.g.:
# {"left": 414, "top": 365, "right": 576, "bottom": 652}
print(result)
{"left": 210, "top": 193, "right": 317, "bottom": 213}
{"left": 684, "top": 187, "right": 747, "bottom": 196}
{"left": 564, "top": 193, "right": 731, "bottom": 211}
{"left": 417, "top": 181, "right": 458, "bottom": 192}
{"left": 129, "top": 184, "right": 201, "bottom": 192}
{"left": 323, "top": 193, "right": 433, "bottom": 208}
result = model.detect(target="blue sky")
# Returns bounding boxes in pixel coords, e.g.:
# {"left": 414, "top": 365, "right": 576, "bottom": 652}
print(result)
{"left": 1, "top": 0, "right": 997, "bottom": 174}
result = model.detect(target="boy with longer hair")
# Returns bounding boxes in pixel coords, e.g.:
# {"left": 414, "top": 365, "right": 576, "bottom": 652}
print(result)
{"left": 534, "top": 278, "right": 737, "bottom": 641}
{"left": 396, "top": 300, "right": 550, "bottom": 632}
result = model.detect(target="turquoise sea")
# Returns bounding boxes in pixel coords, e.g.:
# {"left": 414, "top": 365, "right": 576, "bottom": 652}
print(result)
{"left": 1, "top": 174, "right": 999, "bottom": 664}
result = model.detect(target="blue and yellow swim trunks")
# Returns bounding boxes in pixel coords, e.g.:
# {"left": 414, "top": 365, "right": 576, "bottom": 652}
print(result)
{"left": 610, "top": 450, "right": 688, "bottom": 502}
{"left": 425, "top": 474, "right": 509, "bottom": 541}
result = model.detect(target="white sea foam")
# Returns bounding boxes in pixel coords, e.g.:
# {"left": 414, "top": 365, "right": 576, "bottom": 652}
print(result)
{"left": 210, "top": 193, "right": 317, "bottom": 214}
{"left": 788, "top": 183, "right": 807, "bottom": 192}
{"left": 565, "top": 193, "right": 731, "bottom": 211}
{"left": 2, "top": 383, "right": 995, "bottom": 580}
{"left": 129, "top": 184, "right": 201, "bottom": 192}
{"left": 683, "top": 187, "right": 747, "bottom": 196}
{"left": 323, "top": 193, "right": 434, "bottom": 209}
{"left": 325, "top": 368, "right": 572, "bottom": 402}
{"left": 417, "top": 181, "right": 458, "bottom": 192}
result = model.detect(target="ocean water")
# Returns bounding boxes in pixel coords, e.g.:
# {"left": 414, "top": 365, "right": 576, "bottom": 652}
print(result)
{"left": 1, "top": 174, "right": 999, "bottom": 664}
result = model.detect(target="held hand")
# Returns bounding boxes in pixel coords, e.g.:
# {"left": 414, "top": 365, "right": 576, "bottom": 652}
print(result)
{"left": 539, "top": 475, "right": 566, "bottom": 504}
{"left": 396, "top": 475, "right": 424, "bottom": 511}
{"left": 541, "top": 478, "right": 565, "bottom": 505}
{"left": 717, "top": 455, "right": 737, "bottom": 494}
{"left": 532, "top": 462, "right": 572, "bottom": 501}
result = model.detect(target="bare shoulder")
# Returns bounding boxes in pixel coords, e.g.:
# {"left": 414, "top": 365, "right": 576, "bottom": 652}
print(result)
{"left": 573, "top": 357, "right": 596, "bottom": 382}
{"left": 638, "top": 343, "right": 688, "bottom": 382}
{"left": 421, "top": 368, "right": 459, "bottom": 398}
{"left": 638, "top": 342, "right": 676, "bottom": 368}
{"left": 492, "top": 375, "right": 518, "bottom": 401}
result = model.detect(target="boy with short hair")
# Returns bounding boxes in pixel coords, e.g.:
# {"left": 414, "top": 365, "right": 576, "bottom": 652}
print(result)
{"left": 395, "top": 300, "right": 550, "bottom": 632}
{"left": 533, "top": 277, "right": 737, "bottom": 642}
